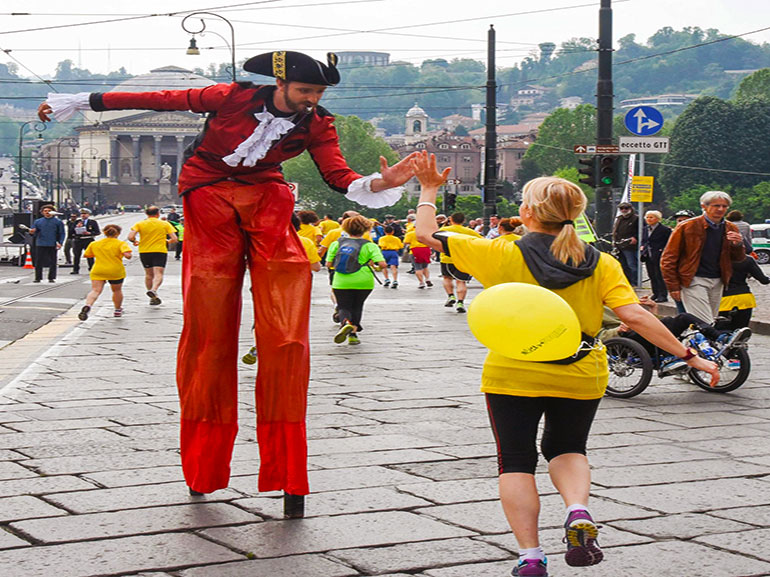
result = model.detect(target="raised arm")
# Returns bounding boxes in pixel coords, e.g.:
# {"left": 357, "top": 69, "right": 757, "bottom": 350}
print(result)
{"left": 412, "top": 151, "right": 451, "bottom": 251}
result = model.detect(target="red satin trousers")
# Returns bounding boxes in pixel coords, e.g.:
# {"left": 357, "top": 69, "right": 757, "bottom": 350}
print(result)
{"left": 178, "top": 179, "right": 311, "bottom": 495}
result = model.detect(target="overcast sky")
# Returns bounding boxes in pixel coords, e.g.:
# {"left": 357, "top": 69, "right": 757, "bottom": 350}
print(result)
{"left": 0, "top": 0, "right": 768, "bottom": 78}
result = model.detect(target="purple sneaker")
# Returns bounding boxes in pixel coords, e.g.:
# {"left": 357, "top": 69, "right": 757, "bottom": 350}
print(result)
{"left": 511, "top": 558, "right": 548, "bottom": 577}
{"left": 564, "top": 509, "right": 603, "bottom": 567}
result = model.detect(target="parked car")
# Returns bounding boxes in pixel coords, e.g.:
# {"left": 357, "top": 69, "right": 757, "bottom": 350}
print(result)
{"left": 750, "top": 223, "right": 770, "bottom": 264}
{"left": 123, "top": 204, "right": 143, "bottom": 212}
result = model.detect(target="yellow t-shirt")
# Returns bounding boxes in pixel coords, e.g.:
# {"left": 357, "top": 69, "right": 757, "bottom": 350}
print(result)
{"left": 378, "top": 235, "right": 404, "bottom": 251}
{"left": 406, "top": 222, "right": 415, "bottom": 233}
{"left": 447, "top": 235, "right": 638, "bottom": 400}
{"left": 299, "top": 236, "right": 321, "bottom": 265}
{"left": 320, "top": 227, "right": 371, "bottom": 249}
{"left": 84, "top": 237, "right": 132, "bottom": 281}
{"left": 298, "top": 223, "right": 322, "bottom": 244}
{"left": 319, "top": 219, "right": 340, "bottom": 235}
{"left": 439, "top": 224, "right": 483, "bottom": 263}
{"left": 492, "top": 233, "right": 521, "bottom": 243}
{"left": 403, "top": 229, "right": 427, "bottom": 249}
{"left": 131, "top": 218, "right": 177, "bottom": 253}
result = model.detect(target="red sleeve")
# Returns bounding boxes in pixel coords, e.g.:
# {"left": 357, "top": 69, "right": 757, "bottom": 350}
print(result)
{"left": 91, "top": 83, "right": 233, "bottom": 114}
{"left": 306, "top": 115, "right": 362, "bottom": 194}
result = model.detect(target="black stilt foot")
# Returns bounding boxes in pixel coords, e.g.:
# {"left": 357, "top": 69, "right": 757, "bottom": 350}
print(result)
{"left": 283, "top": 492, "right": 305, "bottom": 518}
{"left": 189, "top": 487, "right": 205, "bottom": 496}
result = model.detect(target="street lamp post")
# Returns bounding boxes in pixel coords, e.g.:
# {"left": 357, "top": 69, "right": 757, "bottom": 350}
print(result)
{"left": 17, "top": 120, "right": 46, "bottom": 211}
{"left": 56, "top": 138, "right": 78, "bottom": 209}
{"left": 80, "top": 147, "right": 100, "bottom": 210}
{"left": 182, "top": 12, "right": 236, "bottom": 82}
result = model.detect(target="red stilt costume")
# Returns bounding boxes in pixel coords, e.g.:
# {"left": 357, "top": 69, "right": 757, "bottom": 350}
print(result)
{"left": 44, "top": 52, "right": 405, "bottom": 500}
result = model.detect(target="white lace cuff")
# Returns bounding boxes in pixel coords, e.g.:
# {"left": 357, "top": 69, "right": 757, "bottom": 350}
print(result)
{"left": 47, "top": 92, "right": 91, "bottom": 122}
{"left": 345, "top": 173, "right": 404, "bottom": 208}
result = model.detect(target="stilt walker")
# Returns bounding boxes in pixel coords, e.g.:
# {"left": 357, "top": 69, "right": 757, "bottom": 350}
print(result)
{"left": 38, "top": 51, "right": 415, "bottom": 516}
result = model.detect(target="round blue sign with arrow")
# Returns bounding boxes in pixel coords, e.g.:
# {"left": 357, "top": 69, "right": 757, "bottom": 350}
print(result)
{"left": 624, "top": 106, "right": 664, "bottom": 136}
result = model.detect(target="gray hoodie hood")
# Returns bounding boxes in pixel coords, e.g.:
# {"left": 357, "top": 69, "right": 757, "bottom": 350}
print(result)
{"left": 515, "top": 232, "right": 600, "bottom": 290}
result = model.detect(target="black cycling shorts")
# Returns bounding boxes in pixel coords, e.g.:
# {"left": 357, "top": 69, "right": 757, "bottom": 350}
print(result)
{"left": 140, "top": 252, "right": 168, "bottom": 269}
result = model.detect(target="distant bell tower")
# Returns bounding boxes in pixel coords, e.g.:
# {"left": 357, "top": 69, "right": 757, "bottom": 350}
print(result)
{"left": 405, "top": 103, "right": 428, "bottom": 136}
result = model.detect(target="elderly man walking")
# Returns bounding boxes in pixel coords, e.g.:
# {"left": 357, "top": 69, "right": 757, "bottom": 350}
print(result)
{"left": 661, "top": 191, "right": 746, "bottom": 323}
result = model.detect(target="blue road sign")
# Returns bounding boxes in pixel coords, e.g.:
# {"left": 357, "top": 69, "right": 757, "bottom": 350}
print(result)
{"left": 624, "top": 106, "right": 664, "bottom": 136}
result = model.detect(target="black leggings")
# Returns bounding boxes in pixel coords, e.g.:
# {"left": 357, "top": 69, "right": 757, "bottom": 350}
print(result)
{"left": 332, "top": 288, "right": 372, "bottom": 331}
{"left": 485, "top": 393, "right": 601, "bottom": 475}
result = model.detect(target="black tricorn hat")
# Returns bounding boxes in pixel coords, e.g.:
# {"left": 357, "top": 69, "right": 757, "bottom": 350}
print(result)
{"left": 243, "top": 51, "right": 340, "bottom": 86}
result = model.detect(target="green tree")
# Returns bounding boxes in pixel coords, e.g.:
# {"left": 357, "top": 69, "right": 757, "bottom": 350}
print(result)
{"left": 282, "top": 115, "right": 400, "bottom": 217}
{"left": 735, "top": 68, "right": 770, "bottom": 102}
{"left": 521, "top": 104, "right": 596, "bottom": 176}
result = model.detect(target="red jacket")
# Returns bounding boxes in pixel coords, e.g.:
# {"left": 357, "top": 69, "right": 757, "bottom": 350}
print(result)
{"left": 90, "top": 83, "right": 362, "bottom": 195}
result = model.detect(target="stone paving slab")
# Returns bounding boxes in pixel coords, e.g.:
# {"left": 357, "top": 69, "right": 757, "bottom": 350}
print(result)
{"left": 0, "top": 533, "right": 244, "bottom": 577}
{"left": 202, "top": 511, "right": 474, "bottom": 558}
{"left": 0, "top": 495, "right": 67, "bottom": 522}
{"left": 178, "top": 554, "right": 360, "bottom": 577}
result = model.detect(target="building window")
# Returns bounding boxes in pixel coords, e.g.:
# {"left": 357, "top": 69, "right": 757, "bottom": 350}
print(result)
{"left": 413, "top": 120, "right": 422, "bottom": 133}
{"left": 415, "top": 143, "right": 426, "bottom": 149}
{"left": 463, "top": 167, "right": 472, "bottom": 178}
{"left": 440, "top": 156, "right": 450, "bottom": 162}
{"left": 439, "top": 143, "right": 449, "bottom": 150}
{"left": 461, "top": 185, "right": 473, "bottom": 192}
{"left": 460, "top": 143, "right": 470, "bottom": 149}
{"left": 462, "top": 156, "right": 472, "bottom": 163}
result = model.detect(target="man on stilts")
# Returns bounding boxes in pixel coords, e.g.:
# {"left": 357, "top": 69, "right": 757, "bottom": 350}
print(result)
{"left": 38, "top": 51, "right": 414, "bottom": 517}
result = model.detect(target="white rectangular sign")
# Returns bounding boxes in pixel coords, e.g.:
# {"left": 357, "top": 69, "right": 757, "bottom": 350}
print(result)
{"left": 619, "top": 137, "right": 670, "bottom": 154}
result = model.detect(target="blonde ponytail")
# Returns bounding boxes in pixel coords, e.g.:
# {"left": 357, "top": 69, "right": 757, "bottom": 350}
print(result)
{"left": 521, "top": 177, "right": 587, "bottom": 265}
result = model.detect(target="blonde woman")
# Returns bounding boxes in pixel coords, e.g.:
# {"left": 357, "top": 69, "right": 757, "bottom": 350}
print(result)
{"left": 78, "top": 224, "right": 132, "bottom": 320}
{"left": 412, "top": 151, "right": 718, "bottom": 577}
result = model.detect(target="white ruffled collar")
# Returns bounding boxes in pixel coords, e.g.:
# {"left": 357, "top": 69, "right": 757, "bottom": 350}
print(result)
{"left": 222, "top": 106, "right": 298, "bottom": 167}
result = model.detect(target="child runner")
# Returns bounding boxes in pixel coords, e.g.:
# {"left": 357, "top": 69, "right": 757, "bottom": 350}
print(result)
{"left": 327, "top": 215, "right": 385, "bottom": 345}
{"left": 403, "top": 226, "right": 433, "bottom": 289}
{"left": 438, "top": 212, "right": 482, "bottom": 313}
{"left": 412, "top": 151, "right": 718, "bottom": 577}
{"left": 378, "top": 225, "right": 404, "bottom": 288}
{"left": 78, "top": 224, "right": 133, "bottom": 320}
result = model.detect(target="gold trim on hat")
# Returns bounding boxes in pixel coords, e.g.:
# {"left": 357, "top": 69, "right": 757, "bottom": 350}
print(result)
{"left": 272, "top": 51, "right": 287, "bottom": 79}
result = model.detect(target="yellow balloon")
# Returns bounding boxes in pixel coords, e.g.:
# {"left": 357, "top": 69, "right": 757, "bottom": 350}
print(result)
{"left": 467, "top": 282, "right": 582, "bottom": 361}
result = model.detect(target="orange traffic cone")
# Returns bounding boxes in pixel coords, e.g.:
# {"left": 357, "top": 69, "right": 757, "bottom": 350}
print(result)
{"left": 23, "top": 249, "right": 33, "bottom": 269}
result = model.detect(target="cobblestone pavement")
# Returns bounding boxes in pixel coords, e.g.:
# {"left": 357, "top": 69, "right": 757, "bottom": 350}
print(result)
{"left": 0, "top": 261, "right": 768, "bottom": 577}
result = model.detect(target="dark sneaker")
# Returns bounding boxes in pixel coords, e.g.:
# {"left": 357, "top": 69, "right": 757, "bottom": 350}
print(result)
{"left": 147, "top": 290, "right": 162, "bottom": 306}
{"left": 332, "top": 308, "right": 340, "bottom": 324}
{"left": 78, "top": 305, "right": 90, "bottom": 321}
{"left": 564, "top": 509, "right": 603, "bottom": 567}
{"left": 33, "top": 279, "right": 41, "bottom": 283}
{"left": 241, "top": 346, "right": 257, "bottom": 365}
{"left": 426, "top": 280, "right": 433, "bottom": 287}
{"left": 456, "top": 301, "right": 466, "bottom": 313}
{"left": 418, "top": 283, "right": 426, "bottom": 289}
{"left": 512, "top": 558, "right": 548, "bottom": 577}
{"left": 49, "top": 279, "right": 56, "bottom": 283}
{"left": 391, "top": 281, "right": 398, "bottom": 289}
{"left": 444, "top": 295, "right": 456, "bottom": 307}
{"left": 334, "top": 323, "right": 355, "bottom": 344}
{"left": 348, "top": 334, "right": 360, "bottom": 345}
{"left": 383, "top": 279, "right": 391, "bottom": 288}
{"left": 113, "top": 308, "right": 123, "bottom": 318}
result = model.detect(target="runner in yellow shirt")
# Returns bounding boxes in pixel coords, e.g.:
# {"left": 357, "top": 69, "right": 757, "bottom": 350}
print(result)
{"left": 438, "top": 212, "right": 482, "bottom": 313}
{"left": 319, "top": 214, "right": 340, "bottom": 236}
{"left": 378, "top": 227, "right": 404, "bottom": 288}
{"left": 78, "top": 224, "right": 132, "bottom": 320}
{"left": 127, "top": 206, "right": 177, "bottom": 306}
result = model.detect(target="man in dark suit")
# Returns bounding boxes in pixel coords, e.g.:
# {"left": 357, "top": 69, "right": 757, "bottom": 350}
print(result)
{"left": 640, "top": 210, "right": 672, "bottom": 302}
{"left": 71, "top": 208, "right": 100, "bottom": 274}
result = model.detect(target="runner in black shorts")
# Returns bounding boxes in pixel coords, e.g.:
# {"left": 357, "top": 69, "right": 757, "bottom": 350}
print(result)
{"left": 128, "top": 206, "right": 177, "bottom": 306}
{"left": 140, "top": 252, "right": 168, "bottom": 269}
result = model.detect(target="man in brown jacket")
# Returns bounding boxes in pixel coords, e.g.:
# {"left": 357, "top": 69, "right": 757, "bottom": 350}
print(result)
{"left": 661, "top": 191, "right": 745, "bottom": 323}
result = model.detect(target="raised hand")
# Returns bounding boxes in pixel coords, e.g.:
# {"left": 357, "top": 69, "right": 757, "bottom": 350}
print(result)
{"left": 410, "top": 150, "right": 451, "bottom": 189}
{"left": 374, "top": 152, "right": 418, "bottom": 191}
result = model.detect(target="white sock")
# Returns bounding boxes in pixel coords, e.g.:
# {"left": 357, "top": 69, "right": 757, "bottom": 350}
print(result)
{"left": 566, "top": 503, "right": 589, "bottom": 515}
{"left": 518, "top": 546, "right": 545, "bottom": 562}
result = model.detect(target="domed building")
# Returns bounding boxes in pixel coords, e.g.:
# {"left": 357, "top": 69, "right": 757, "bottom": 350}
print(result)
{"left": 72, "top": 66, "right": 216, "bottom": 205}
{"left": 405, "top": 102, "right": 428, "bottom": 137}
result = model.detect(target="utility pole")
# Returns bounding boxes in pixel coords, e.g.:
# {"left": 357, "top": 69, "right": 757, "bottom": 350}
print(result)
{"left": 594, "top": 0, "right": 614, "bottom": 237}
{"left": 482, "top": 25, "right": 498, "bottom": 236}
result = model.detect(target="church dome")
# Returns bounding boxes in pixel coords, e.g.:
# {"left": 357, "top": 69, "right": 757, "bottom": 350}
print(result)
{"left": 406, "top": 102, "right": 427, "bottom": 118}
{"left": 84, "top": 66, "right": 217, "bottom": 122}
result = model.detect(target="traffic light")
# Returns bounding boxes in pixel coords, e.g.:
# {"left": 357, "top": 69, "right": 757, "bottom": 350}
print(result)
{"left": 577, "top": 156, "right": 596, "bottom": 187}
{"left": 598, "top": 155, "right": 618, "bottom": 187}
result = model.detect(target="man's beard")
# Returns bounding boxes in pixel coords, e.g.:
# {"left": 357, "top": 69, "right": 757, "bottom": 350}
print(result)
{"left": 283, "top": 91, "right": 314, "bottom": 114}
